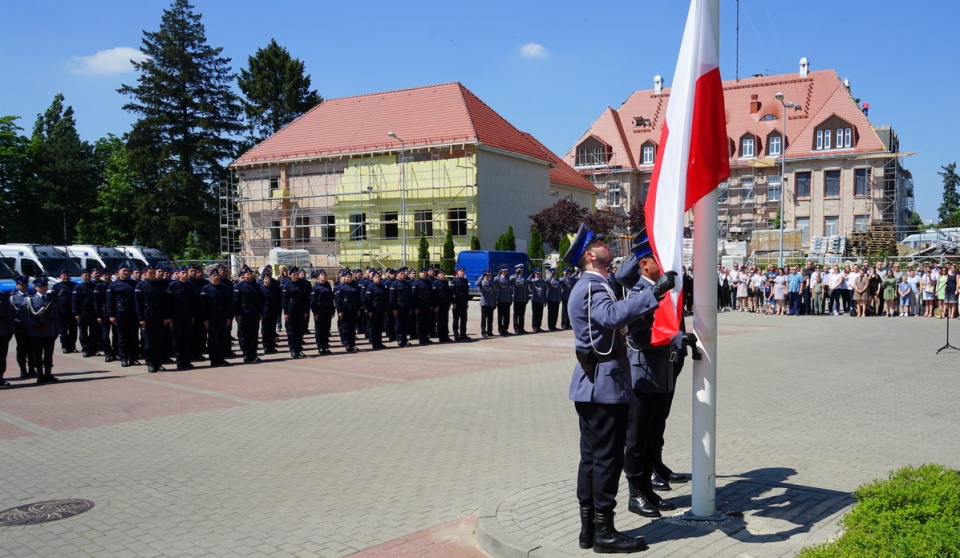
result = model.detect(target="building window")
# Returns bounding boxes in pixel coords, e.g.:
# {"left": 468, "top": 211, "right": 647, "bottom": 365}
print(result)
{"left": 796, "top": 217, "right": 810, "bottom": 244}
{"left": 767, "top": 175, "right": 781, "bottom": 202}
{"left": 576, "top": 144, "right": 609, "bottom": 166}
{"left": 768, "top": 135, "right": 781, "bottom": 156}
{"left": 824, "top": 170, "right": 841, "bottom": 197}
{"left": 843, "top": 127, "right": 852, "bottom": 148}
{"left": 854, "top": 168, "right": 871, "bottom": 196}
{"left": 271, "top": 220, "right": 281, "bottom": 247}
{"left": 718, "top": 181, "right": 728, "bottom": 204}
{"left": 824, "top": 216, "right": 839, "bottom": 237}
{"left": 349, "top": 213, "right": 366, "bottom": 241}
{"left": 642, "top": 145, "right": 654, "bottom": 164}
{"left": 607, "top": 182, "right": 621, "bottom": 207}
{"left": 414, "top": 210, "right": 433, "bottom": 237}
{"left": 741, "top": 220, "right": 754, "bottom": 232}
{"left": 294, "top": 216, "right": 310, "bottom": 241}
{"left": 834, "top": 127, "right": 852, "bottom": 148}
{"left": 796, "top": 172, "right": 811, "bottom": 198}
{"left": 854, "top": 215, "right": 869, "bottom": 232}
{"left": 381, "top": 211, "right": 398, "bottom": 239}
{"left": 448, "top": 208, "right": 468, "bottom": 236}
{"left": 824, "top": 129, "right": 832, "bottom": 149}
{"left": 269, "top": 177, "right": 279, "bottom": 191}
{"left": 640, "top": 181, "right": 650, "bottom": 201}
{"left": 741, "top": 137, "right": 755, "bottom": 158}
{"left": 816, "top": 130, "right": 823, "bottom": 150}
{"left": 321, "top": 215, "right": 335, "bottom": 241}
{"left": 741, "top": 178, "right": 754, "bottom": 202}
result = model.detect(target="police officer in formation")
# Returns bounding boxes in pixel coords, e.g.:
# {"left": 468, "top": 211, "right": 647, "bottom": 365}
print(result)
{"left": 545, "top": 269, "right": 562, "bottom": 330}
{"left": 389, "top": 267, "right": 413, "bottom": 347}
{"left": 495, "top": 265, "right": 513, "bottom": 336}
{"left": 412, "top": 268, "right": 434, "bottom": 345}
{"left": 234, "top": 265, "right": 263, "bottom": 363}
{"left": 310, "top": 269, "right": 335, "bottom": 355}
{"left": 478, "top": 269, "right": 496, "bottom": 338}
{"left": 560, "top": 267, "right": 576, "bottom": 329}
{"left": 72, "top": 270, "right": 99, "bottom": 357}
{"left": 282, "top": 265, "right": 311, "bottom": 359}
{"left": 107, "top": 264, "right": 141, "bottom": 367}
{"left": 529, "top": 268, "right": 546, "bottom": 332}
{"left": 363, "top": 271, "right": 389, "bottom": 350}
{"left": 199, "top": 267, "right": 233, "bottom": 367}
{"left": 450, "top": 266, "right": 471, "bottom": 341}
{"left": 0, "top": 286, "right": 13, "bottom": 387}
{"left": 11, "top": 275, "right": 37, "bottom": 377}
{"left": 432, "top": 269, "right": 454, "bottom": 343}
{"left": 51, "top": 270, "right": 78, "bottom": 353}
{"left": 260, "top": 267, "right": 282, "bottom": 354}
{"left": 25, "top": 278, "right": 62, "bottom": 384}
{"left": 334, "top": 269, "right": 362, "bottom": 353}
{"left": 167, "top": 266, "right": 198, "bottom": 371}
{"left": 510, "top": 263, "right": 529, "bottom": 334}
{"left": 135, "top": 265, "right": 169, "bottom": 373}
{"left": 96, "top": 268, "right": 118, "bottom": 362}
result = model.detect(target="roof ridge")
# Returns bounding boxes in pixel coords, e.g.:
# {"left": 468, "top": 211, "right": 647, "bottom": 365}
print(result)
{"left": 323, "top": 81, "right": 463, "bottom": 104}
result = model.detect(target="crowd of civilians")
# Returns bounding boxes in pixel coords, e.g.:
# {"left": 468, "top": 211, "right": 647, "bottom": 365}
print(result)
{"left": 715, "top": 261, "right": 960, "bottom": 318}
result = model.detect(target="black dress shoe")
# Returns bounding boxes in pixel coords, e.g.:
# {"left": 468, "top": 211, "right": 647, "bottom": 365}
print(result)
{"left": 218, "top": 360, "right": 234, "bottom": 367}
{"left": 655, "top": 465, "right": 689, "bottom": 484}
{"left": 647, "top": 490, "right": 677, "bottom": 511}
{"left": 264, "top": 348, "right": 279, "bottom": 354}
{"left": 120, "top": 359, "right": 130, "bottom": 367}
{"left": 243, "top": 357, "right": 261, "bottom": 363}
{"left": 627, "top": 493, "right": 661, "bottom": 518}
{"left": 651, "top": 471, "right": 671, "bottom": 491}
{"left": 147, "top": 365, "right": 157, "bottom": 373}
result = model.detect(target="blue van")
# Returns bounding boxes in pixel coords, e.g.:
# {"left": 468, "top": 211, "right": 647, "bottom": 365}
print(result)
{"left": 455, "top": 250, "right": 533, "bottom": 296}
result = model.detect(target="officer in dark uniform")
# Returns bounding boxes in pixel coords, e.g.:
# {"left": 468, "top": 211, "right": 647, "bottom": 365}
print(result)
{"left": 560, "top": 267, "right": 575, "bottom": 329}
{"left": 188, "top": 265, "right": 209, "bottom": 361}
{"left": 51, "top": 270, "right": 78, "bottom": 353}
{"left": 25, "top": 278, "right": 61, "bottom": 384}
{"left": 389, "top": 267, "right": 412, "bottom": 347}
{"left": 478, "top": 269, "right": 495, "bottom": 338}
{"left": 95, "top": 268, "right": 118, "bottom": 362}
{"left": 382, "top": 268, "right": 396, "bottom": 342}
{"left": 529, "top": 268, "right": 546, "bottom": 332}
{"left": 450, "top": 266, "right": 470, "bottom": 341}
{"left": 412, "top": 268, "right": 434, "bottom": 345}
{"left": 510, "top": 263, "right": 529, "bottom": 334}
{"left": 259, "top": 267, "right": 281, "bottom": 354}
{"left": 334, "top": 269, "right": 362, "bottom": 353}
{"left": 199, "top": 267, "right": 233, "bottom": 367}
{"left": 0, "top": 286, "right": 13, "bottom": 386}
{"left": 495, "top": 265, "right": 512, "bottom": 336}
{"left": 233, "top": 265, "right": 263, "bottom": 363}
{"left": 135, "top": 265, "right": 169, "bottom": 373}
{"left": 565, "top": 223, "right": 668, "bottom": 554}
{"left": 432, "top": 269, "right": 453, "bottom": 343}
{"left": 107, "top": 264, "right": 140, "bottom": 367}
{"left": 545, "top": 268, "right": 562, "bottom": 330}
{"left": 310, "top": 269, "right": 335, "bottom": 355}
{"left": 11, "top": 276, "right": 37, "bottom": 377}
{"left": 156, "top": 267, "right": 174, "bottom": 363}
{"left": 363, "top": 271, "right": 388, "bottom": 350}
{"left": 281, "top": 265, "right": 310, "bottom": 358}
{"left": 167, "top": 266, "right": 197, "bottom": 370}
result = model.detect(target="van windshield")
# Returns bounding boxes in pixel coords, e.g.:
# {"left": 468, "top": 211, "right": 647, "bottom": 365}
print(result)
{"left": 0, "top": 260, "right": 16, "bottom": 279}
{"left": 40, "top": 258, "right": 84, "bottom": 276}
{"left": 100, "top": 258, "right": 131, "bottom": 271}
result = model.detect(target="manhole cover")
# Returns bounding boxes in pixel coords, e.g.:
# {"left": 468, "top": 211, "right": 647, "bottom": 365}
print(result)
{"left": 0, "top": 500, "right": 95, "bottom": 526}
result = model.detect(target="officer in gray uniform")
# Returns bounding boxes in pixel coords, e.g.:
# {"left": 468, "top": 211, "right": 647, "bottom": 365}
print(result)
{"left": 478, "top": 270, "right": 495, "bottom": 338}
{"left": 560, "top": 267, "right": 576, "bottom": 329}
{"left": 565, "top": 223, "right": 673, "bottom": 554}
{"left": 528, "top": 268, "right": 546, "bottom": 332}
{"left": 545, "top": 268, "right": 561, "bottom": 330}
{"left": 510, "top": 263, "right": 529, "bottom": 334}
{"left": 494, "top": 265, "right": 512, "bottom": 336}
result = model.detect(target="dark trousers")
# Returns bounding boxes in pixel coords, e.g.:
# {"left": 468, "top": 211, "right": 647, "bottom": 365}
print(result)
{"left": 575, "top": 401, "right": 629, "bottom": 513}
{"left": 339, "top": 313, "right": 358, "bottom": 349}
{"left": 261, "top": 310, "right": 279, "bottom": 351}
{"left": 496, "top": 302, "right": 511, "bottom": 334}
{"left": 286, "top": 312, "right": 306, "bottom": 354}
{"left": 416, "top": 307, "right": 432, "bottom": 344}
{"left": 314, "top": 313, "right": 332, "bottom": 350}
{"left": 452, "top": 302, "right": 468, "bottom": 339}
{"left": 385, "top": 312, "right": 396, "bottom": 341}
{"left": 191, "top": 318, "right": 208, "bottom": 359}
{"left": 368, "top": 311, "right": 385, "bottom": 347}
{"left": 171, "top": 316, "right": 193, "bottom": 367}
{"left": 116, "top": 315, "right": 139, "bottom": 362}
{"left": 141, "top": 319, "right": 165, "bottom": 367}
{"left": 0, "top": 333, "right": 11, "bottom": 380}
{"left": 29, "top": 335, "right": 56, "bottom": 374}
{"left": 624, "top": 390, "right": 671, "bottom": 480}
{"left": 435, "top": 304, "right": 451, "bottom": 341}
{"left": 238, "top": 314, "right": 260, "bottom": 359}
{"left": 561, "top": 300, "right": 570, "bottom": 328}
{"left": 531, "top": 302, "right": 544, "bottom": 330}
{"left": 77, "top": 316, "right": 99, "bottom": 355}
{"left": 513, "top": 301, "right": 527, "bottom": 332}
{"left": 787, "top": 291, "right": 801, "bottom": 315}
{"left": 100, "top": 319, "right": 118, "bottom": 359}
{"left": 394, "top": 308, "right": 410, "bottom": 345}
{"left": 546, "top": 301, "right": 560, "bottom": 329}
{"left": 14, "top": 329, "right": 35, "bottom": 374}
{"left": 207, "top": 320, "right": 228, "bottom": 365}
{"left": 480, "top": 305, "right": 494, "bottom": 336}
{"left": 58, "top": 311, "right": 78, "bottom": 351}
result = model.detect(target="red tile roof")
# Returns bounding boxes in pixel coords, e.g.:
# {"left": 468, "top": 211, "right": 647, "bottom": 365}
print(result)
{"left": 233, "top": 82, "right": 555, "bottom": 167}
{"left": 521, "top": 132, "right": 598, "bottom": 193}
{"left": 564, "top": 69, "right": 889, "bottom": 170}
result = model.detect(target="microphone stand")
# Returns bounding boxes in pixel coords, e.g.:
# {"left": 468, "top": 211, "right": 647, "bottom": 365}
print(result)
{"left": 936, "top": 310, "right": 960, "bottom": 354}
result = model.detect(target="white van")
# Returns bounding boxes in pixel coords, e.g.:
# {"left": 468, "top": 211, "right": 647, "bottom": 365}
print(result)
{"left": 0, "top": 244, "right": 85, "bottom": 284}
{"left": 115, "top": 246, "right": 174, "bottom": 270}
{"left": 57, "top": 245, "right": 133, "bottom": 273}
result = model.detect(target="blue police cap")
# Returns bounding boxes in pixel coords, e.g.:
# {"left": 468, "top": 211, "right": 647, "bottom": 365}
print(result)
{"left": 117, "top": 263, "right": 130, "bottom": 271}
{"left": 240, "top": 265, "right": 252, "bottom": 274}
{"left": 177, "top": 266, "right": 188, "bottom": 272}
{"left": 563, "top": 267, "right": 571, "bottom": 272}
{"left": 33, "top": 277, "right": 49, "bottom": 287}
{"left": 58, "top": 269, "right": 70, "bottom": 276}
{"left": 288, "top": 265, "right": 299, "bottom": 273}
{"left": 437, "top": 268, "right": 445, "bottom": 274}
{"left": 189, "top": 264, "right": 201, "bottom": 271}
{"left": 143, "top": 264, "right": 155, "bottom": 271}
{"left": 533, "top": 268, "right": 541, "bottom": 274}
{"left": 15, "top": 275, "right": 29, "bottom": 285}
{"left": 261, "top": 265, "right": 272, "bottom": 275}
{"left": 316, "top": 268, "right": 326, "bottom": 275}
{"left": 482, "top": 269, "right": 490, "bottom": 275}
{"left": 340, "top": 269, "right": 351, "bottom": 277}
{"left": 353, "top": 268, "right": 361, "bottom": 274}
{"left": 419, "top": 267, "right": 427, "bottom": 273}
{"left": 562, "top": 223, "right": 601, "bottom": 268}
{"left": 457, "top": 266, "right": 465, "bottom": 272}
{"left": 498, "top": 265, "right": 507, "bottom": 271}
{"left": 632, "top": 227, "right": 653, "bottom": 259}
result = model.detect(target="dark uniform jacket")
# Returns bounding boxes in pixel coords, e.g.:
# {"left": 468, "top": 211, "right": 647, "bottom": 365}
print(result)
{"left": 51, "top": 280, "right": 76, "bottom": 316}
{"left": 199, "top": 282, "right": 232, "bottom": 322}
{"left": 25, "top": 293, "right": 61, "bottom": 337}
{"left": 334, "top": 282, "right": 362, "bottom": 316}
{"left": 72, "top": 280, "right": 98, "bottom": 318}
{"left": 364, "top": 281, "right": 388, "bottom": 315}
{"left": 106, "top": 278, "right": 138, "bottom": 319}
{"left": 166, "top": 279, "right": 198, "bottom": 320}
{"left": 388, "top": 279, "right": 412, "bottom": 310}
{"left": 625, "top": 277, "right": 686, "bottom": 394}
{"left": 432, "top": 278, "right": 452, "bottom": 306}
{"left": 0, "top": 293, "right": 15, "bottom": 337}
{"left": 135, "top": 279, "right": 169, "bottom": 322}
{"left": 450, "top": 276, "right": 470, "bottom": 305}
{"left": 233, "top": 280, "right": 264, "bottom": 318}
{"left": 412, "top": 278, "right": 434, "bottom": 309}
{"left": 310, "top": 281, "right": 335, "bottom": 317}
{"left": 281, "top": 277, "right": 312, "bottom": 316}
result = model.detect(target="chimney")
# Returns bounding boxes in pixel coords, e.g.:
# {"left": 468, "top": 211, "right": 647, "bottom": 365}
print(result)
{"left": 799, "top": 57, "right": 809, "bottom": 77}
{"left": 749, "top": 94, "right": 760, "bottom": 114}
{"left": 654, "top": 75, "right": 663, "bottom": 94}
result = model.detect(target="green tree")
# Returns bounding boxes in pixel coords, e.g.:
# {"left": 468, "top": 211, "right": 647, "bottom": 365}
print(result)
{"left": 118, "top": 0, "right": 244, "bottom": 255}
{"left": 502, "top": 225, "right": 516, "bottom": 251}
{"left": 470, "top": 235, "right": 480, "bottom": 250}
{"left": 238, "top": 38, "right": 322, "bottom": 142}
{"left": 528, "top": 227, "right": 545, "bottom": 265}
{"left": 938, "top": 163, "right": 960, "bottom": 225}
{"left": 441, "top": 229, "right": 455, "bottom": 274}
{"left": 418, "top": 232, "right": 430, "bottom": 268}
{"left": 558, "top": 234, "right": 571, "bottom": 264}
{"left": 76, "top": 135, "right": 140, "bottom": 245}
{"left": 0, "top": 116, "right": 28, "bottom": 241}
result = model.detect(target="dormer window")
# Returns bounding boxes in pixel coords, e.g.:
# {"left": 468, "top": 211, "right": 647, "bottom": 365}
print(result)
{"left": 641, "top": 141, "right": 656, "bottom": 165}
{"left": 814, "top": 115, "right": 855, "bottom": 150}
{"left": 740, "top": 134, "right": 756, "bottom": 158}
{"left": 760, "top": 114, "right": 777, "bottom": 121}
{"left": 768, "top": 134, "right": 782, "bottom": 157}
{"left": 576, "top": 136, "right": 612, "bottom": 167}
{"left": 634, "top": 117, "right": 650, "bottom": 127}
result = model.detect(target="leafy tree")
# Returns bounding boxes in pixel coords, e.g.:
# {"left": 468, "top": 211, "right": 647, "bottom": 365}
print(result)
{"left": 76, "top": 135, "right": 140, "bottom": 245}
{"left": 558, "top": 234, "right": 571, "bottom": 264}
{"left": 238, "top": 38, "right": 322, "bottom": 142}
{"left": 625, "top": 198, "right": 646, "bottom": 233}
{"left": 528, "top": 227, "right": 545, "bottom": 264}
{"left": 0, "top": 116, "right": 28, "bottom": 241}
{"left": 529, "top": 199, "right": 587, "bottom": 249}
{"left": 118, "top": 0, "right": 243, "bottom": 255}
{"left": 418, "top": 232, "right": 430, "bottom": 268}
{"left": 938, "top": 163, "right": 960, "bottom": 225}
{"left": 441, "top": 229, "right": 455, "bottom": 274}
{"left": 584, "top": 209, "right": 623, "bottom": 238}
{"left": 470, "top": 235, "right": 481, "bottom": 250}
{"left": 503, "top": 225, "right": 516, "bottom": 251}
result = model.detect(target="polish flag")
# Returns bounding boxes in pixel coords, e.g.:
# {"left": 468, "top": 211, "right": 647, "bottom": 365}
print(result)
{"left": 644, "top": 0, "right": 730, "bottom": 346}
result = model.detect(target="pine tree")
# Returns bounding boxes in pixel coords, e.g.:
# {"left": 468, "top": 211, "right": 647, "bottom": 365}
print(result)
{"left": 528, "top": 227, "right": 545, "bottom": 266}
{"left": 938, "top": 163, "right": 960, "bottom": 225}
{"left": 418, "top": 232, "right": 430, "bottom": 268}
{"left": 238, "top": 39, "right": 322, "bottom": 142}
{"left": 76, "top": 135, "right": 139, "bottom": 245}
{"left": 118, "top": 0, "right": 243, "bottom": 255}
{"left": 0, "top": 116, "right": 28, "bottom": 242}
{"left": 503, "top": 226, "right": 517, "bottom": 251}
{"left": 558, "top": 235, "right": 571, "bottom": 264}
{"left": 442, "top": 229, "right": 456, "bottom": 274}
{"left": 470, "top": 235, "right": 481, "bottom": 250}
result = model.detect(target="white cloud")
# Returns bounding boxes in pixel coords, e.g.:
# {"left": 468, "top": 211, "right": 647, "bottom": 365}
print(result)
{"left": 519, "top": 42, "right": 549, "bottom": 59}
{"left": 70, "top": 47, "right": 150, "bottom": 75}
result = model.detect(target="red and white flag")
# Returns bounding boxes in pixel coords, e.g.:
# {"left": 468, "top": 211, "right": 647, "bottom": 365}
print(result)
{"left": 644, "top": 0, "right": 730, "bottom": 346}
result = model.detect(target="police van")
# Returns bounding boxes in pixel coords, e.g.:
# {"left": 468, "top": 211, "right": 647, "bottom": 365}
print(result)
{"left": 0, "top": 244, "right": 85, "bottom": 285}
{"left": 56, "top": 245, "right": 132, "bottom": 273}
{"left": 115, "top": 246, "right": 174, "bottom": 270}
{"left": 0, "top": 259, "right": 24, "bottom": 294}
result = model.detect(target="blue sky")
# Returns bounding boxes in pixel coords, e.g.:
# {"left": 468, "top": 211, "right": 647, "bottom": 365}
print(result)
{"left": 2, "top": 0, "right": 957, "bottom": 221}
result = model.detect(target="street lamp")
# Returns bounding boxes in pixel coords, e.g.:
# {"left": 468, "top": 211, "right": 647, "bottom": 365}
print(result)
{"left": 387, "top": 131, "right": 407, "bottom": 267}
{"left": 775, "top": 92, "right": 797, "bottom": 268}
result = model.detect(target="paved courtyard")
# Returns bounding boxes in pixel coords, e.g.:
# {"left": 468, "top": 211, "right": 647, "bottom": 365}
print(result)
{"left": 2, "top": 302, "right": 959, "bottom": 557}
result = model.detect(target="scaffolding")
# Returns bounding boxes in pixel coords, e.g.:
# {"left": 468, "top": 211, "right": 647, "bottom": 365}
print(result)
{"left": 221, "top": 145, "right": 479, "bottom": 272}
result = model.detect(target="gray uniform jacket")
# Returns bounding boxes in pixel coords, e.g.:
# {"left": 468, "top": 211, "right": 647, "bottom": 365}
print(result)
{"left": 568, "top": 271, "right": 658, "bottom": 404}
{"left": 495, "top": 274, "right": 513, "bottom": 303}
{"left": 624, "top": 277, "right": 686, "bottom": 394}
{"left": 511, "top": 273, "right": 529, "bottom": 303}
{"left": 529, "top": 277, "right": 546, "bottom": 304}
{"left": 479, "top": 278, "right": 496, "bottom": 307}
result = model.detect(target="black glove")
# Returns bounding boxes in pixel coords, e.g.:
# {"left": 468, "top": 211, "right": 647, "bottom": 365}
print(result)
{"left": 682, "top": 332, "right": 698, "bottom": 346}
{"left": 652, "top": 271, "right": 678, "bottom": 300}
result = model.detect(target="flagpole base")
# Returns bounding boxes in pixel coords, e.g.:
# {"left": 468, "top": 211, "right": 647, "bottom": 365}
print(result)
{"left": 676, "top": 510, "right": 730, "bottom": 524}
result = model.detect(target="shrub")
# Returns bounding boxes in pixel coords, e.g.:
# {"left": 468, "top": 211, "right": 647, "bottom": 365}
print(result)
{"left": 799, "top": 464, "right": 960, "bottom": 558}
